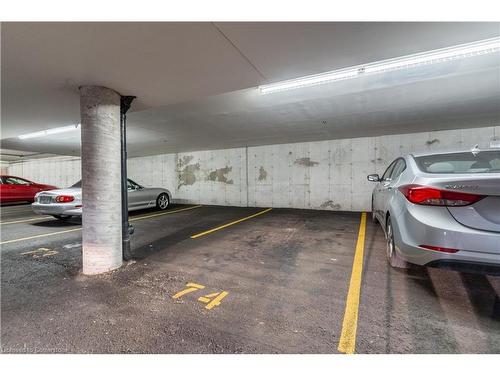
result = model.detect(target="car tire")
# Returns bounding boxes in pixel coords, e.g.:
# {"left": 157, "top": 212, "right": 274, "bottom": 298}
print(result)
{"left": 386, "top": 216, "right": 409, "bottom": 269}
{"left": 156, "top": 193, "right": 169, "bottom": 211}
{"left": 371, "top": 197, "right": 378, "bottom": 223}
{"left": 52, "top": 215, "right": 71, "bottom": 221}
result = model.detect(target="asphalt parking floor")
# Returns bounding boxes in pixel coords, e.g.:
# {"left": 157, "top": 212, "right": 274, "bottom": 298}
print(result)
{"left": 1, "top": 203, "right": 499, "bottom": 353}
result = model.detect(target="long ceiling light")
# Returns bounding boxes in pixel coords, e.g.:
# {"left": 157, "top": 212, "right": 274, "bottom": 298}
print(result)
{"left": 259, "top": 37, "right": 500, "bottom": 94}
{"left": 18, "top": 124, "right": 80, "bottom": 139}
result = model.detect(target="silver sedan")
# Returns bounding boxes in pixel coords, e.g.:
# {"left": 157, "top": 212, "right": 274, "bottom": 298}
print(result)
{"left": 32, "top": 178, "right": 172, "bottom": 220}
{"left": 368, "top": 148, "right": 500, "bottom": 274}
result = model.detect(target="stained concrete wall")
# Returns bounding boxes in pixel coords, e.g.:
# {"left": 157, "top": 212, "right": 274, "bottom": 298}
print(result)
{"left": 248, "top": 126, "right": 500, "bottom": 211}
{"left": 174, "top": 148, "right": 248, "bottom": 206}
{"left": 7, "top": 125, "right": 500, "bottom": 211}
{"left": 127, "top": 153, "right": 177, "bottom": 199}
{"left": 0, "top": 162, "right": 9, "bottom": 175}
{"left": 7, "top": 156, "right": 82, "bottom": 188}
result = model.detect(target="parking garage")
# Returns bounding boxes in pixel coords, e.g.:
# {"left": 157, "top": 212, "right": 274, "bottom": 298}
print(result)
{"left": 1, "top": 22, "right": 500, "bottom": 354}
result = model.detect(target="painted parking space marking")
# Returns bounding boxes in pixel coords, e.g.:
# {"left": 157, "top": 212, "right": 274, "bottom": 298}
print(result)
{"left": 130, "top": 204, "right": 202, "bottom": 222}
{"left": 0, "top": 205, "right": 202, "bottom": 245}
{"left": 172, "top": 282, "right": 229, "bottom": 310}
{"left": 337, "top": 212, "right": 367, "bottom": 354}
{"left": 0, "top": 228, "right": 83, "bottom": 245}
{"left": 63, "top": 242, "right": 82, "bottom": 249}
{"left": 0, "top": 216, "right": 53, "bottom": 225}
{"left": 21, "top": 247, "right": 58, "bottom": 258}
{"left": 190, "top": 208, "right": 272, "bottom": 239}
{"left": 0, "top": 205, "right": 201, "bottom": 226}
{"left": 0, "top": 207, "right": 35, "bottom": 214}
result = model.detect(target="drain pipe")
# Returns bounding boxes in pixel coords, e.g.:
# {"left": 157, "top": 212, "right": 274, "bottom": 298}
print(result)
{"left": 120, "top": 95, "right": 136, "bottom": 260}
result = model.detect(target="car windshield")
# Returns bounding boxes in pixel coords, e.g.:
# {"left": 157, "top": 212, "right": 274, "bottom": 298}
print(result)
{"left": 414, "top": 150, "right": 500, "bottom": 174}
{"left": 70, "top": 180, "right": 82, "bottom": 188}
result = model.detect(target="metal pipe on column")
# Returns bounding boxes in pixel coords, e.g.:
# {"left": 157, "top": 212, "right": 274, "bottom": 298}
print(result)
{"left": 120, "top": 96, "right": 136, "bottom": 261}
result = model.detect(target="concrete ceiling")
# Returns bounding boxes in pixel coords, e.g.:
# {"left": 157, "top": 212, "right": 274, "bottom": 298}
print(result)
{"left": 1, "top": 22, "right": 500, "bottom": 158}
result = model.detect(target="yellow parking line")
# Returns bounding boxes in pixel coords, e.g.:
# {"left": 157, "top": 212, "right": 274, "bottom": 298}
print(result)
{"left": 0, "top": 205, "right": 202, "bottom": 245}
{"left": 191, "top": 208, "right": 272, "bottom": 239}
{"left": 0, "top": 205, "right": 201, "bottom": 226}
{"left": 0, "top": 216, "right": 53, "bottom": 225}
{"left": 1, "top": 208, "right": 34, "bottom": 214}
{"left": 337, "top": 212, "right": 367, "bottom": 354}
{"left": 130, "top": 205, "right": 202, "bottom": 222}
{"left": 0, "top": 228, "right": 82, "bottom": 245}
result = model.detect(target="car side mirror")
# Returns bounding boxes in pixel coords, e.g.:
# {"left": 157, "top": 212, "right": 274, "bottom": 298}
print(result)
{"left": 367, "top": 174, "right": 381, "bottom": 182}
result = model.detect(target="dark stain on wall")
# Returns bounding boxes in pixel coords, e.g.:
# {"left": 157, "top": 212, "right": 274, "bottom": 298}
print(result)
{"left": 294, "top": 157, "right": 319, "bottom": 167}
{"left": 426, "top": 138, "right": 440, "bottom": 146}
{"left": 178, "top": 155, "right": 200, "bottom": 189}
{"left": 320, "top": 200, "right": 342, "bottom": 210}
{"left": 258, "top": 166, "right": 268, "bottom": 181}
{"left": 207, "top": 166, "right": 233, "bottom": 184}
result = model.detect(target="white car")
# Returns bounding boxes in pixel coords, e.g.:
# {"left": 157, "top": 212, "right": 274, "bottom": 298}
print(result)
{"left": 32, "top": 178, "right": 172, "bottom": 220}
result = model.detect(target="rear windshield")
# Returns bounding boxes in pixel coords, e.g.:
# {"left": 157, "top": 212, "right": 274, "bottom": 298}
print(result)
{"left": 415, "top": 151, "right": 500, "bottom": 174}
{"left": 71, "top": 180, "right": 82, "bottom": 188}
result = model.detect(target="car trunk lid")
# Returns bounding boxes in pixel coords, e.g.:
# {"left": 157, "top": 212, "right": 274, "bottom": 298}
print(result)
{"left": 37, "top": 188, "right": 80, "bottom": 204}
{"left": 426, "top": 174, "right": 500, "bottom": 233}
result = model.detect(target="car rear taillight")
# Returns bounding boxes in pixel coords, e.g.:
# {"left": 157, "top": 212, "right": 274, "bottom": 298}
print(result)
{"left": 55, "top": 195, "right": 74, "bottom": 203}
{"left": 398, "top": 184, "right": 485, "bottom": 206}
{"left": 419, "top": 245, "right": 460, "bottom": 253}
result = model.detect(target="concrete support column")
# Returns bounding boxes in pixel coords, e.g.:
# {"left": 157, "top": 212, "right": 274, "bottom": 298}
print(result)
{"left": 80, "top": 86, "right": 122, "bottom": 275}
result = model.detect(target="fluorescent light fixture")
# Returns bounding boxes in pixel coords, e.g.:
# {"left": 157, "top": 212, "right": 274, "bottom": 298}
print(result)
{"left": 259, "top": 37, "right": 500, "bottom": 94}
{"left": 260, "top": 66, "right": 360, "bottom": 94}
{"left": 18, "top": 124, "right": 80, "bottom": 140}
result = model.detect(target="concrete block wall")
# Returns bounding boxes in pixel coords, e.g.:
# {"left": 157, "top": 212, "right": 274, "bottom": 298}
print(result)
{"left": 0, "top": 162, "right": 9, "bottom": 175}
{"left": 173, "top": 148, "right": 248, "bottom": 206}
{"left": 7, "top": 156, "right": 82, "bottom": 188}
{"left": 128, "top": 154, "right": 177, "bottom": 196}
{"left": 6, "top": 125, "right": 499, "bottom": 211}
{"left": 246, "top": 126, "right": 500, "bottom": 211}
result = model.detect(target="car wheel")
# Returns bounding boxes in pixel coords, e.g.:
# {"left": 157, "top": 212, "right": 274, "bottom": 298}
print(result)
{"left": 52, "top": 215, "right": 72, "bottom": 221}
{"left": 156, "top": 193, "right": 169, "bottom": 210}
{"left": 386, "top": 217, "right": 409, "bottom": 269}
{"left": 371, "top": 197, "right": 378, "bottom": 223}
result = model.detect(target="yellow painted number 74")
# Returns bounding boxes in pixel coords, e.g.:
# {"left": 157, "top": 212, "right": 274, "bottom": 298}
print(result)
{"left": 172, "top": 282, "right": 229, "bottom": 310}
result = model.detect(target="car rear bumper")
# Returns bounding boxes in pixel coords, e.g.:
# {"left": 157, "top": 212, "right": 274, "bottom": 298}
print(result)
{"left": 31, "top": 203, "right": 82, "bottom": 216}
{"left": 392, "top": 202, "right": 500, "bottom": 267}
{"left": 426, "top": 260, "right": 500, "bottom": 276}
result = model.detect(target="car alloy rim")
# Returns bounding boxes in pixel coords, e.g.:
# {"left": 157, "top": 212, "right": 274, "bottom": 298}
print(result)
{"left": 159, "top": 195, "right": 168, "bottom": 208}
{"left": 387, "top": 223, "right": 394, "bottom": 260}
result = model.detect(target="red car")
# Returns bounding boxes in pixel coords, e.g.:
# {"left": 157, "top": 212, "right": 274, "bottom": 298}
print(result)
{"left": 0, "top": 175, "right": 58, "bottom": 203}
